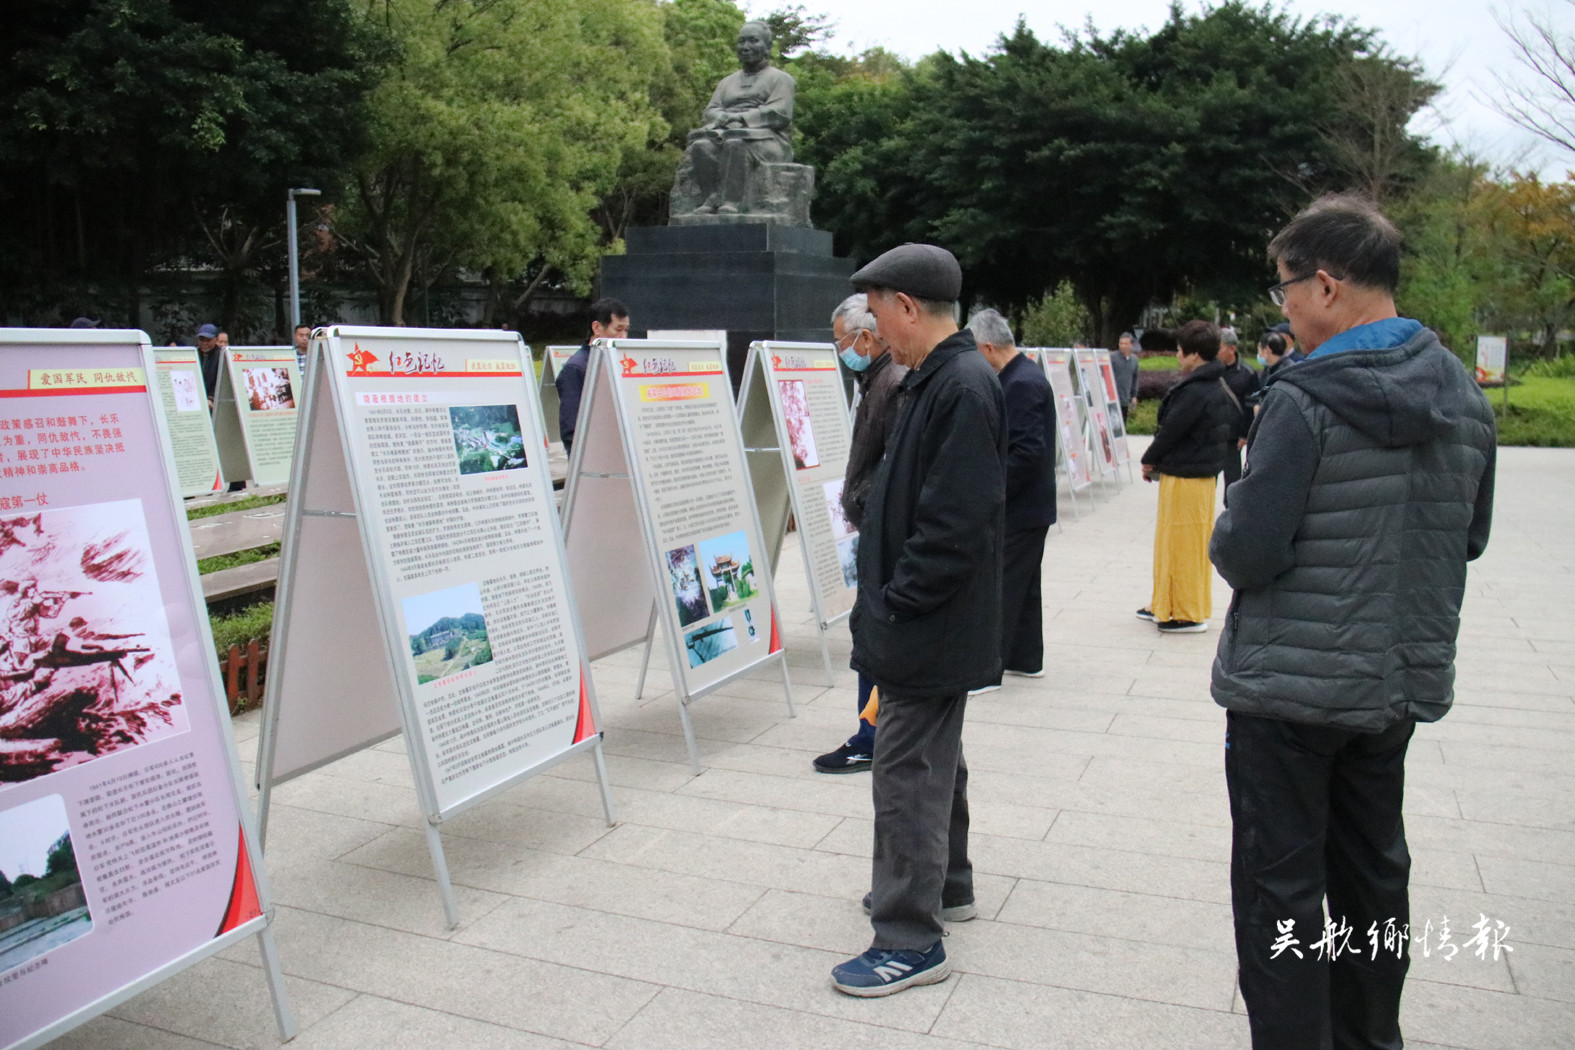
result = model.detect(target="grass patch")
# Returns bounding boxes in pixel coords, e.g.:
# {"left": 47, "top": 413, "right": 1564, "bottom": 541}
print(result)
{"left": 209, "top": 599, "right": 274, "bottom": 655}
{"left": 1124, "top": 400, "right": 1159, "bottom": 435}
{"left": 197, "top": 542, "right": 281, "bottom": 575}
{"left": 186, "top": 493, "right": 287, "bottom": 521}
{"left": 1492, "top": 375, "right": 1575, "bottom": 447}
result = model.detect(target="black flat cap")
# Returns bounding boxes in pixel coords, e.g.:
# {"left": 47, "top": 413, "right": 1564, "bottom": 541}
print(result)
{"left": 850, "top": 243, "right": 962, "bottom": 302}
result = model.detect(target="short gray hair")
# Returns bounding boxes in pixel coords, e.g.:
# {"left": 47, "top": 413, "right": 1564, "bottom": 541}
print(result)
{"left": 1219, "top": 326, "right": 1238, "bottom": 346}
{"left": 832, "top": 293, "right": 877, "bottom": 334}
{"left": 967, "top": 308, "right": 1014, "bottom": 349}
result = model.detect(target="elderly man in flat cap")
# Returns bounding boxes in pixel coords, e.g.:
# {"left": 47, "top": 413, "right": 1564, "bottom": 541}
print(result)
{"left": 831, "top": 243, "right": 1007, "bottom": 997}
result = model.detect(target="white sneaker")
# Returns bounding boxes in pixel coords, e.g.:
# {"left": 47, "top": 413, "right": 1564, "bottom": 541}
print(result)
{"left": 967, "top": 683, "right": 1002, "bottom": 696}
{"left": 1003, "top": 668, "right": 1045, "bottom": 678}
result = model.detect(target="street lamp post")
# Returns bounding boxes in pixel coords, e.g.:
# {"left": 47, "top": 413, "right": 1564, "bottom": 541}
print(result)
{"left": 286, "top": 187, "right": 322, "bottom": 332}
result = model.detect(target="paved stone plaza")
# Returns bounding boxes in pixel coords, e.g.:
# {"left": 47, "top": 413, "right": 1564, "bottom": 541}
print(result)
{"left": 54, "top": 442, "right": 1574, "bottom": 1050}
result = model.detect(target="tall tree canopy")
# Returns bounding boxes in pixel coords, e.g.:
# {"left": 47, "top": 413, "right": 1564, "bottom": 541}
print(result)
{"left": 337, "top": 0, "right": 670, "bottom": 325}
{"left": 0, "top": 0, "right": 382, "bottom": 328}
{"left": 795, "top": 2, "right": 1439, "bottom": 343}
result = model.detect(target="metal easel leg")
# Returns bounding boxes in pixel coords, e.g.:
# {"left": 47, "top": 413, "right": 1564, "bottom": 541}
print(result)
{"left": 677, "top": 697, "right": 703, "bottom": 776}
{"left": 256, "top": 925, "right": 298, "bottom": 1041}
{"left": 817, "top": 623, "right": 836, "bottom": 687}
{"left": 423, "top": 822, "right": 461, "bottom": 929}
{"left": 591, "top": 741, "right": 617, "bottom": 826}
{"left": 778, "top": 654, "right": 796, "bottom": 718}
{"left": 634, "top": 603, "right": 657, "bottom": 699}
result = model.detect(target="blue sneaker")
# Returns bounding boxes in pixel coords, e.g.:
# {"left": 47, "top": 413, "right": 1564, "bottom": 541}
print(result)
{"left": 830, "top": 941, "right": 951, "bottom": 997}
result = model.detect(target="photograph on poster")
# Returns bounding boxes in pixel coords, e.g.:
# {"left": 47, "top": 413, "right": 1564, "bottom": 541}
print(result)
{"left": 823, "top": 479, "right": 854, "bottom": 540}
{"left": 1099, "top": 361, "right": 1118, "bottom": 402}
{"left": 170, "top": 370, "right": 202, "bottom": 412}
{"left": 243, "top": 367, "right": 296, "bottom": 411}
{"left": 684, "top": 617, "right": 739, "bottom": 667}
{"left": 743, "top": 607, "right": 759, "bottom": 642}
{"left": 0, "top": 502, "right": 189, "bottom": 787}
{"left": 665, "top": 544, "right": 710, "bottom": 628}
{"left": 696, "top": 531, "right": 756, "bottom": 614}
{"left": 836, "top": 535, "right": 859, "bottom": 589}
{"left": 0, "top": 793, "right": 91, "bottom": 976}
{"left": 777, "top": 379, "right": 820, "bottom": 470}
{"left": 1093, "top": 411, "right": 1114, "bottom": 465}
{"left": 404, "top": 582, "right": 493, "bottom": 685}
{"left": 450, "top": 405, "right": 527, "bottom": 476}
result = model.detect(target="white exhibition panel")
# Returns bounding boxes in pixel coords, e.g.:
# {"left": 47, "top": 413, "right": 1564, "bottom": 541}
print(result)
{"left": 744, "top": 341, "right": 857, "bottom": 625}
{"left": 151, "top": 347, "right": 224, "bottom": 496}
{"left": 258, "top": 327, "right": 604, "bottom": 825}
{"left": 0, "top": 331, "right": 286, "bottom": 1050}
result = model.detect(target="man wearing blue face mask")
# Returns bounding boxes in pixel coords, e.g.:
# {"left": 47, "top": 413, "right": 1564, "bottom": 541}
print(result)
{"left": 813, "top": 293, "right": 909, "bottom": 774}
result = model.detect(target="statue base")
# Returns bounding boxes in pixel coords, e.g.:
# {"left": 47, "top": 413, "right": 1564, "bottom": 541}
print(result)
{"left": 600, "top": 224, "right": 855, "bottom": 387}
{"left": 669, "top": 162, "right": 814, "bottom": 228}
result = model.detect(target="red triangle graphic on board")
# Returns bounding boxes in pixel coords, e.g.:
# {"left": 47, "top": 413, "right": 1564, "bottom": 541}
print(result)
{"left": 769, "top": 609, "right": 783, "bottom": 654}
{"left": 211, "top": 469, "right": 223, "bottom": 492}
{"left": 215, "top": 825, "right": 263, "bottom": 936}
{"left": 572, "top": 670, "right": 597, "bottom": 743}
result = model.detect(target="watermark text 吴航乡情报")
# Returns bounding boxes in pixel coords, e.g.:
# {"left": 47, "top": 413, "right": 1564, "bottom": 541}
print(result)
{"left": 1270, "top": 914, "right": 1511, "bottom": 962}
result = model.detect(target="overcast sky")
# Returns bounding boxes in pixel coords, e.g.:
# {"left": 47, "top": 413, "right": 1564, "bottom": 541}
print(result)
{"left": 770, "top": 0, "right": 1571, "bottom": 180}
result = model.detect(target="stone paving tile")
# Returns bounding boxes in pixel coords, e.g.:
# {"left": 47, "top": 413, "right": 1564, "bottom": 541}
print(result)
{"left": 603, "top": 986, "right": 995, "bottom": 1050}
{"left": 49, "top": 1015, "right": 231, "bottom": 1050}
{"left": 456, "top": 896, "right": 949, "bottom": 1033}
{"left": 283, "top": 995, "right": 584, "bottom": 1050}
{"left": 263, "top": 907, "right": 661, "bottom": 1044}
{"left": 107, "top": 956, "right": 354, "bottom": 1050}
{"left": 931, "top": 973, "right": 1250, "bottom": 1050}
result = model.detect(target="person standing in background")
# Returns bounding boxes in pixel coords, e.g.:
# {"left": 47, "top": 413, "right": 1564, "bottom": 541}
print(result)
{"left": 556, "top": 298, "right": 630, "bottom": 455}
{"left": 1217, "top": 327, "right": 1259, "bottom": 496}
{"left": 1110, "top": 331, "right": 1141, "bottom": 421}
{"left": 813, "top": 293, "right": 908, "bottom": 775}
{"left": 1137, "top": 320, "right": 1237, "bottom": 634}
{"left": 967, "top": 308, "right": 1055, "bottom": 693}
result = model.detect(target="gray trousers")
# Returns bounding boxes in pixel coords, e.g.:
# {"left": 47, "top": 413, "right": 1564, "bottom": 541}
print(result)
{"left": 869, "top": 688, "right": 973, "bottom": 950}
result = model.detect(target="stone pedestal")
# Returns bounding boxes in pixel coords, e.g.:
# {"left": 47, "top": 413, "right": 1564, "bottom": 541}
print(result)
{"left": 599, "top": 224, "right": 855, "bottom": 388}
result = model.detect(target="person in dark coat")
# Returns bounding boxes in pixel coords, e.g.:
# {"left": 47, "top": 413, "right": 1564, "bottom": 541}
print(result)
{"left": 831, "top": 243, "right": 1006, "bottom": 998}
{"left": 1110, "top": 331, "right": 1141, "bottom": 420}
{"left": 1213, "top": 194, "right": 1495, "bottom": 1050}
{"left": 555, "top": 298, "right": 629, "bottom": 454}
{"left": 196, "top": 323, "right": 222, "bottom": 407}
{"left": 1138, "top": 320, "right": 1238, "bottom": 633}
{"left": 1217, "top": 326, "right": 1260, "bottom": 495}
{"left": 968, "top": 308, "right": 1055, "bottom": 689}
{"left": 813, "top": 292, "right": 908, "bottom": 775}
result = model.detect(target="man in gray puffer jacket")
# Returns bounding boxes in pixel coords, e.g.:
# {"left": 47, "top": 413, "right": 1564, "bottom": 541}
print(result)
{"left": 1211, "top": 195, "right": 1495, "bottom": 1050}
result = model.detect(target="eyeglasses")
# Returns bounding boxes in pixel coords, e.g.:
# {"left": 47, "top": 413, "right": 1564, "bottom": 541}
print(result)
{"left": 1267, "top": 271, "right": 1318, "bottom": 307}
{"left": 835, "top": 329, "right": 866, "bottom": 351}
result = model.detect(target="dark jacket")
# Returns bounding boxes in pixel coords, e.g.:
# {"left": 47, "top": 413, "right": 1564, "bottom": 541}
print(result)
{"left": 1220, "top": 359, "right": 1260, "bottom": 441}
{"left": 1211, "top": 327, "right": 1496, "bottom": 731}
{"left": 998, "top": 352, "right": 1057, "bottom": 530}
{"left": 850, "top": 330, "right": 1007, "bottom": 696}
{"left": 555, "top": 341, "right": 590, "bottom": 452}
{"left": 200, "top": 347, "right": 223, "bottom": 400}
{"left": 1140, "top": 358, "right": 1237, "bottom": 477}
{"left": 841, "top": 351, "right": 908, "bottom": 530}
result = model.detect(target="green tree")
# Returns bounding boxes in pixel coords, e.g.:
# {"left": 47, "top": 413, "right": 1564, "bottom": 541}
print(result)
{"left": 1019, "top": 282, "right": 1093, "bottom": 346}
{"left": 45, "top": 833, "right": 76, "bottom": 879}
{"left": 0, "top": 0, "right": 382, "bottom": 330}
{"left": 336, "top": 0, "right": 670, "bottom": 325}
{"left": 799, "top": 4, "right": 1436, "bottom": 345}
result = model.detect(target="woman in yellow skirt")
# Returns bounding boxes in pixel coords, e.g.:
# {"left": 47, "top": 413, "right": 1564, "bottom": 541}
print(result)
{"left": 1138, "top": 320, "right": 1240, "bottom": 633}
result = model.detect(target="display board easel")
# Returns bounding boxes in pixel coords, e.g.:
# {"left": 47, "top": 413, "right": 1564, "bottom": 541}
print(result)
{"left": 1038, "top": 349, "right": 1094, "bottom": 517}
{"left": 152, "top": 346, "right": 225, "bottom": 496}
{"left": 539, "top": 344, "right": 581, "bottom": 444}
{"left": 212, "top": 345, "right": 302, "bottom": 487}
{"left": 0, "top": 330, "right": 292, "bottom": 1050}
{"left": 1092, "top": 349, "right": 1134, "bottom": 481}
{"left": 561, "top": 339, "right": 794, "bottom": 774}
{"left": 1072, "top": 348, "right": 1125, "bottom": 485}
{"left": 254, "top": 326, "right": 614, "bottom": 928}
{"left": 737, "top": 342, "right": 857, "bottom": 684}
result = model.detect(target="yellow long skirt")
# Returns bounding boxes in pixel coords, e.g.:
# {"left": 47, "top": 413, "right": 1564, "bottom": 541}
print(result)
{"left": 1151, "top": 474, "right": 1217, "bottom": 623}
